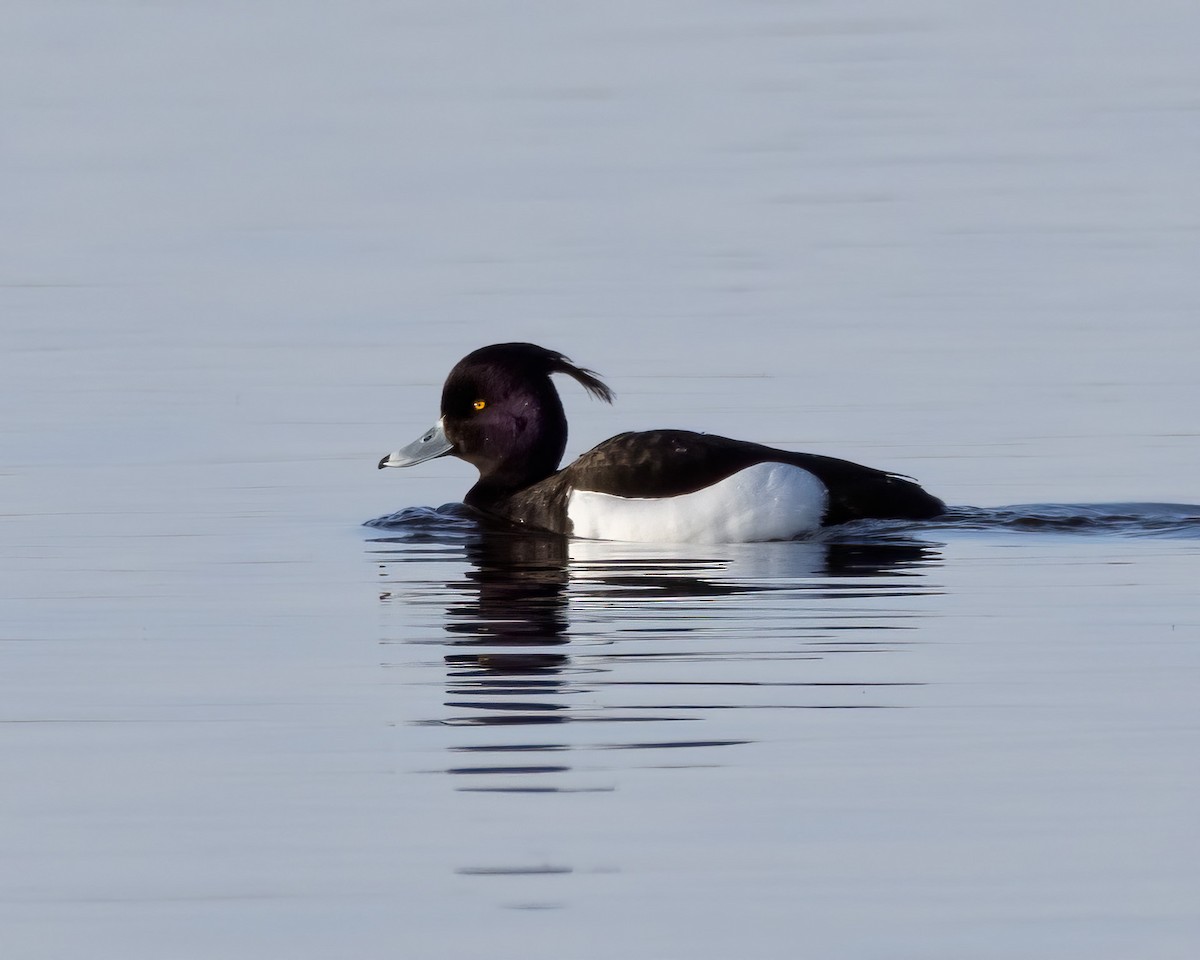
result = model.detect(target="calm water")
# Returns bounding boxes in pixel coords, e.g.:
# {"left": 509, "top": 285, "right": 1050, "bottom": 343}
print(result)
{"left": 3, "top": 2, "right": 1200, "bottom": 958}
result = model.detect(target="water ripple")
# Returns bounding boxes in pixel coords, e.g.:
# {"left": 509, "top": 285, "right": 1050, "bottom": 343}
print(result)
{"left": 366, "top": 501, "right": 1200, "bottom": 541}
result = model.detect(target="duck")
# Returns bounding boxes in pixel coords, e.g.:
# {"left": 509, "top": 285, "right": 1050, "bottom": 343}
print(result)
{"left": 378, "top": 342, "right": 945, "bottom": 543}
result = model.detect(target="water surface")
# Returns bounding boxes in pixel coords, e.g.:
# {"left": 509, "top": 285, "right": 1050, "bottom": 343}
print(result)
{"left": 3, "top": 1, "right": 1199, "bottom": 958}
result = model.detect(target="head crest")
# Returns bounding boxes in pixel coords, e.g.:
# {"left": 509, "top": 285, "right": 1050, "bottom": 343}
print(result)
{"left": 462, "top": 343, "right": 615, "bottom": 404}
{"left": 544, "top": 352, "right": 614, "bottom": 404}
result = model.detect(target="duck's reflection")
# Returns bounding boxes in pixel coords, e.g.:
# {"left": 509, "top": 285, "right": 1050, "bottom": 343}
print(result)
{"left": 371, "top": 521, "right": 942, "bottom": 878}
{"left": 374, "top": 520, "right": 943, "bottom": 739}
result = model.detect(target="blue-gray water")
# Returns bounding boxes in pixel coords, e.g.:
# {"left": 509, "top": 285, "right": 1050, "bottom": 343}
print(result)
{"left": 3, "top": 3, "right": 1199, "bottom": 958}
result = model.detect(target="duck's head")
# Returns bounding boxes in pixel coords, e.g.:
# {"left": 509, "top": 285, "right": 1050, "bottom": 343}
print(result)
{"left": 379, "top": 343, "right": 614, "bottom": 490}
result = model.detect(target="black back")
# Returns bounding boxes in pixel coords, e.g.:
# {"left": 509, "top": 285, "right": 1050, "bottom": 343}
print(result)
{"left": 562, "top": 430, "right": 945, "bottom": 525}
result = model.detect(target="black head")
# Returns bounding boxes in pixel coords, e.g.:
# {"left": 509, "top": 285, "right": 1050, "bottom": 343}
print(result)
{"left": 438, "top": 343, "right": 613, "bottom": 491}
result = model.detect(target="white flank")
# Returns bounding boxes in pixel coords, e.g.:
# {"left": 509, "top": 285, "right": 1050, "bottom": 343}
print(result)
{"left": 566, "top": 461, "right": 828, "bottom": 543}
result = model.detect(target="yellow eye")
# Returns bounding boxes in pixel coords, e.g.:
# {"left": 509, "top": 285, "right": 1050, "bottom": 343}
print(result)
{"left": 472, "top": 400, "right": 487, "bottom": 411}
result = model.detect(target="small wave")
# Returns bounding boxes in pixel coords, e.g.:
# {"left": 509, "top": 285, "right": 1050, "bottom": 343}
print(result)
{"left": 363, "top": 503, "right": 480, "bottom": 542}
{"left": 930, "top": 503, "right": 1200, "bottom": 538}
{"left": 364, "top": 501, "right": 1200, "bottom": 543}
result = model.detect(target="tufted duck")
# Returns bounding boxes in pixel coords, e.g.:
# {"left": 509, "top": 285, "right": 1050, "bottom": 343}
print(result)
{"left": 379, "top": 343, "right": 944, "bottom": 542}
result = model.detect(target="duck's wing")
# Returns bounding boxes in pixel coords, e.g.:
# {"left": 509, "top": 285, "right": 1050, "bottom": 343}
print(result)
{"left": 565, "top": 430, "right": 944, "bottom": 525}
